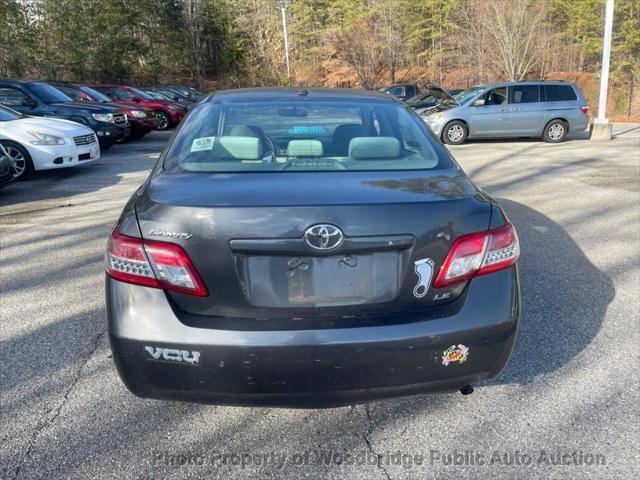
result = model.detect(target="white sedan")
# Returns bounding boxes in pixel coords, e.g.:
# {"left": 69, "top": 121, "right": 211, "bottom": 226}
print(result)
{"left": 0, "top": 105, "right": 100, "bottom": 180}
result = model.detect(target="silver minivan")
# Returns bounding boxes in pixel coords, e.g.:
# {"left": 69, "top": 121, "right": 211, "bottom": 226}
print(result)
{"left": 421, "top": 81, "right": 589, "bottom": 145}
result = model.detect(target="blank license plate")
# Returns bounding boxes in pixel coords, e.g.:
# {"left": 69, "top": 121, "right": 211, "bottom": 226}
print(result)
{"left": 244, "top": 252, "right": 400, "bottom": 307}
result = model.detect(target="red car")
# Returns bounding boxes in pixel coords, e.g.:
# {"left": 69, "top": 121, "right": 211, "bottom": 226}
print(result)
{"left": 50, "top": 82, "right": 158, "bottom": 139}
{"left": 90, "top": 85, "right": 187, "bottom": 130}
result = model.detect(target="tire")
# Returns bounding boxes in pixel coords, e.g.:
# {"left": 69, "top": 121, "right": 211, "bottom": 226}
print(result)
{"left": 542, "top": 119, "right": 568, "bottom": 143}
{"left": 442, "top": 121, "right": 468, "bottom": 145}
{"left": 155, "top": 111, "right": 170, "bottom": 130}
{"left": 0, "top": 140, "right": 34, "bottom": 180}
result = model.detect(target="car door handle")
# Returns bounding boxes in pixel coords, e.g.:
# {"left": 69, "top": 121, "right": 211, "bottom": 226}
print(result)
{"left": 510, "top": 107, "right": 522, "bottom": 111}
{"left": 499, "top": 108, "right": 508, "bottom": 112}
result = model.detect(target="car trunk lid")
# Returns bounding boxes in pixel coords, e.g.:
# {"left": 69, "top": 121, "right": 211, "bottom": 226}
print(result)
{"left": 135, "top": 169, "right": 492, "bottom": 320}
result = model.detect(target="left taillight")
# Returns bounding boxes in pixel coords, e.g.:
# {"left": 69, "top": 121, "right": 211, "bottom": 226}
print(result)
{"left": 106, "top": 230, "right": 208, "bottom": 297}
{"left": 433, "top": 224, "right": 520, "bottom": 288}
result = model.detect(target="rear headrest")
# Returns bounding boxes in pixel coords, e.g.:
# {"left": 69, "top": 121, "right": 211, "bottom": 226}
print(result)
{"left": 348, "top": 137, "right": 400, "bottom": 160}
{"left": 287, "top": 139, "right": 323, "bottom": 157}
{"left": 333, "top": 123, "right": 366, "bottom": 155}
{"left": 205, "top": 136, "right": 263, "bottom": 160}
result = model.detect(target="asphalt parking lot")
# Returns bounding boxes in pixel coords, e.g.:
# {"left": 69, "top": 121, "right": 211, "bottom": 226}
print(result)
{"left": 1, "top": 125, "right": 639, "bottom": 479}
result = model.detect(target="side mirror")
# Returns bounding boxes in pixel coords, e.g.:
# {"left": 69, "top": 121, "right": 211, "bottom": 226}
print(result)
{"left": 472, "top": 98, "right": 485, "bottom": 107}
{"left": 22, "top": 98, "right": 37, "bottom": 108}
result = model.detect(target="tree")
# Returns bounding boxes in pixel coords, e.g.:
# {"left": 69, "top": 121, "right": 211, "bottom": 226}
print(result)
{"left": 457, "top": 0, "right": 548, "bottom": 81}
{"left": 331, "top": 14, "right": 388, "bottom": 89}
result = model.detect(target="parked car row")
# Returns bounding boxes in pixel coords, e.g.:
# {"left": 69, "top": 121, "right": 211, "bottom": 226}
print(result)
{"left": 0, "top": 78, "right": 202, "bottom": 181}
{"left": 380, "top": 80, "right": 589, "bottom": 144}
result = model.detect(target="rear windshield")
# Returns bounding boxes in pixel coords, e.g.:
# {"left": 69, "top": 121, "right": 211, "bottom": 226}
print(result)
{"left": 163, "top": 99, "right": 451, "bottom": 173}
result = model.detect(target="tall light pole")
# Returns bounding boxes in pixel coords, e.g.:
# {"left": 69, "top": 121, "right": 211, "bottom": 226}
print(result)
{"left": 592, "top": 0, "right": 615, "bottom": 140}
{"left": 276, "top": 0, "right": 291, "bottom": 86}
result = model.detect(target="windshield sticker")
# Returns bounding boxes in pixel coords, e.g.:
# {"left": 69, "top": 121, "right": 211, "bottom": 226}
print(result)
{"left": 442, "top": 345, "right": 469, "bottom": 366}
{"left": 190, "top": 136, "right": 215, "bottom": 152}
{"left": 287, "top": 126, "right": 326, "bottom": 136}
{"left": 413, "top": 258, "right": 434, "bottom": 298}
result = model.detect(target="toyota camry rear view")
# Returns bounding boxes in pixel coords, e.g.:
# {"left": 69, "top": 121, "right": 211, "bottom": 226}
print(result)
{"left": 106, "top": 88, "right": 520, "bottom": 407}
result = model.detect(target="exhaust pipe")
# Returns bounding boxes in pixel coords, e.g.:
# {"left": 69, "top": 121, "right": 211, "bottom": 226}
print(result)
{"left": 460, "top": 384, "right": 474, "bottom": 395}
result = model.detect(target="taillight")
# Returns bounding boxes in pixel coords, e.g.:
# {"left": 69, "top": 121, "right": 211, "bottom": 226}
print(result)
{"left": 580, "top": 105, "right": 589, "bottom": 115}
{"left": 433, "top": 224, "right": 519, "bottom": 288}
{"left": 106, "top": 230, "right": 208, "bottom": 297}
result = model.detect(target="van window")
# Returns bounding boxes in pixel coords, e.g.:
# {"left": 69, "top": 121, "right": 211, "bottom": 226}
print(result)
{"left": 544, "top": 85, "right": 577, "bottom": 102}
{"left": 483, "top": 87, "right": 507, "bottom": 106}
{"left": 510, "top": 85, "right": 539, "bottom": 103}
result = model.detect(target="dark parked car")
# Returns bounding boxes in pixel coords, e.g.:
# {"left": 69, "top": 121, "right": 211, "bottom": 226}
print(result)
{"left": 91, "top": 84, "right": 187, "bottom": 130}
{"left": 379, "top": 84, "right": 420, "bottom": 101}
{"left": 157, "top": 84, "right": 203, "bottom": 100}
{"left": 50, "top": 82, "right": 158, "bottom": 139}
{"left": 106, "top": 88, "right": 520, "bottom": 408}
{"left": 406, "top": 85, "right": 456, "bottom": 113}
{"left": 0, "top": 80, "right": 129, "bottom": 149}
{"left": 0, "top": 143, "right": 15, "bottom": 189}
{"left": 137, "top": 86, "right": 196, "bottom": 108}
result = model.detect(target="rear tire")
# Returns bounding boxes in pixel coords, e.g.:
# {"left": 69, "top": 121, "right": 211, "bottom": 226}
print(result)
{"left": 155, "top": 111, "right": 170, "bottom": 130}
{"left": 442, "top": 121, "right": 468, "bottom": 145}
{"left": 542, "top": 119, "right": 568, "bottom": 143}
{"left": 0, "top": 141, "right": 34, "bottom": 180}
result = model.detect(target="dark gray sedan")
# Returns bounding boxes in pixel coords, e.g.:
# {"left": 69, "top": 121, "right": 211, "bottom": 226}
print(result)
{"left": 106, "top": 88, "right": 520, "bottom": 407}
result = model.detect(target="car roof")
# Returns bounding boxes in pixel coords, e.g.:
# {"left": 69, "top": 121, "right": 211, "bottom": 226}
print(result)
{"left": 0, "top": 79, "right": 48, "bottom": 86}
{"left": 474, "top": 80, "right": 573, "bottom": 89}
{"left": 207, "top": 87, "right": 400, "bottom": 103}
{"left": 383, "top": 84, "right": 416, "bottom": 88}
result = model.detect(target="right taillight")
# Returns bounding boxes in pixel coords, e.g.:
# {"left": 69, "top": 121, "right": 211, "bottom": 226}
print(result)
{"left": 433, "top": 224, "right": 519, "bottom": 288}
{"left": 106, "top": 230, "right": 208, "bottom": 297}
{"left": 580, "top": 105, "right": 589, "bottom": 115}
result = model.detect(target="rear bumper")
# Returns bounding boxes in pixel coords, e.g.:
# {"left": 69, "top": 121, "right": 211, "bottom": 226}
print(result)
{"left": 107, "top": 267, "right": 520, "bottom": 408}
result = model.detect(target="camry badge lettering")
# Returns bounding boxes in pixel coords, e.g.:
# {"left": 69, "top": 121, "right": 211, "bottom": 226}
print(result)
{"left": 148, "top": 229, "right": 192, "bottom": 240}
{"left": 144, "top": 346, "right": 200, "bottom": 365}
{"left": 304, "top": 224, "right": 344, "bottom": 251}
{"left": 442, "top": 345, "right": 469, "bottom": 366}
{"left": 413, "top": 258, "right": 435, "bottom": 298}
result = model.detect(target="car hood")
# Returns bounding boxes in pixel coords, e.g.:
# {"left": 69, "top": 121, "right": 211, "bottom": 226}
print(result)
{"left": 102, "top": 101, "right": 150, "bottom": 112}
{"left": 7, "top": 116, "right": 94, "bottom": 136}
{"left": 49, "top": 101, "right": 122, "bottom": 113}
{"left": 138, "top": 99, "right": 181, "bottom": 109}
